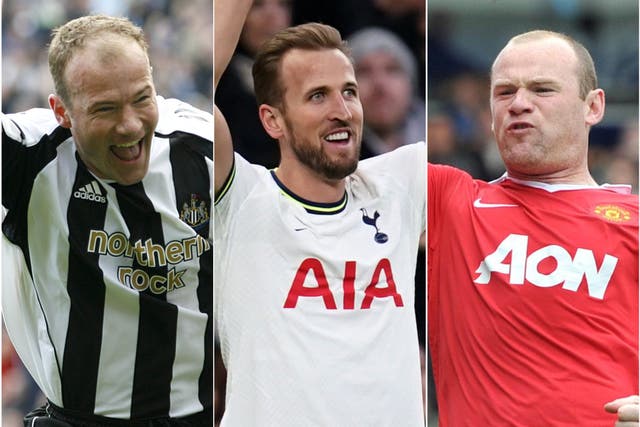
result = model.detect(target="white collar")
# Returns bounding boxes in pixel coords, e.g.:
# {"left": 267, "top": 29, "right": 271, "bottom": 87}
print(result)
{"left": 491, "top": 173, "right": 632, "bottom": 194}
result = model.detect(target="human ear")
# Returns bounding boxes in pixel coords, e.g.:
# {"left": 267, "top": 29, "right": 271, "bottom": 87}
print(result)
{"left": 584, "top": 88, "right": 605, "bottom": 127}
{"left": 258, "top": 104, "right": 285, "bottom": 139}
{"left": 258, "top": 104, "right": 284, "bottom": 139}
{"left": 48, "top": 94, "right": 72, "bottom": 128}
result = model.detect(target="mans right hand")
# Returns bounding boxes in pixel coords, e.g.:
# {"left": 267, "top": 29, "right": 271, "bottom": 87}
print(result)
{"left": 605, "top": 395, "right": 639, "bottom": 427}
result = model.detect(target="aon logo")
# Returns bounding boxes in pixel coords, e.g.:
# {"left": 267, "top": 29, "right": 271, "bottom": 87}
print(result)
{"left": 474, "top": 234, "right": 618, "bottom": 300}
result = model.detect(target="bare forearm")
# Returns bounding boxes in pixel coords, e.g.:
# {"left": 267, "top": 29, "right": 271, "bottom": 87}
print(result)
{"left": 214, "top": 0, "right": 253, "bottom": 86}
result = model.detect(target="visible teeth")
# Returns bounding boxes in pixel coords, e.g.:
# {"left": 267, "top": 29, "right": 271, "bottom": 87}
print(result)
{"left": 115, "top": 140, "right": 139, "bottom": 148}
{"left": 325, "top": 131, "right": 348, "bottom": 141}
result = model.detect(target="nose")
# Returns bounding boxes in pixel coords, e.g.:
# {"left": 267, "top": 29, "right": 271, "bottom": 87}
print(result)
{"left": 114, "top": 105, "right": 143, "bottom": 136}
{"left": 329, "top": 93, "right": 354, "bottom": 122}
{"left": 509, "top": 88, "right": 533, "bottom": 115}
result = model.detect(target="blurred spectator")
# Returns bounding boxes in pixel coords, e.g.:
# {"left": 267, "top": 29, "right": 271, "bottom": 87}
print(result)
{"left": 348, "top": 27, "right": 424, "bottom": 158}
{"left": 427, "top": 10, "right": 481, "bottom": 90}
{"left": 443, "top": 73, "right": 489, "bottom": 147}
{"left": 292, "top": 0, "right": 425, "bottom": 96}
{"left": 215, "top": 0, "right": 292, "bottom": 169}
{"left": 427, "top": 110, "right": 489, "bottom": 180}
{"left": 601, "top": 120, "right": 639, "bottom": 193}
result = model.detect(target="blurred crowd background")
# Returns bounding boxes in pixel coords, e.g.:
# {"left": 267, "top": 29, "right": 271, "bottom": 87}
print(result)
{"left": 2, "top": 0, "right": 638, "bottom": 425}
{"left": 2, "top": 0, "right": 213, "bottom": 113}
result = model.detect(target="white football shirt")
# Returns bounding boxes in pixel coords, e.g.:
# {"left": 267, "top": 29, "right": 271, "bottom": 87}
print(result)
{"left": 215, "top": 142, "right": 426, "bottom": 426}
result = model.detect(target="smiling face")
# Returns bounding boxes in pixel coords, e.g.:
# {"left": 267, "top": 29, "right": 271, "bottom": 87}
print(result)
{"left": 273, "top": 48, "right": 363, "bottom": 181}
{"left": 50, "top": 34, "right": 159, "bottom": 185}
{"left": 490, "top": 35, "right": 603, "bottom": 181}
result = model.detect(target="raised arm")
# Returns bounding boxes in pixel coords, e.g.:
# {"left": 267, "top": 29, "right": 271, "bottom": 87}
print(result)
{"left": 214, "top": 0, "right": 253, "bottom": 194}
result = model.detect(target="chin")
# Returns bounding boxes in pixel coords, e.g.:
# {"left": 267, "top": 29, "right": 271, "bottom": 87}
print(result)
{"left": 116, "top": 177, "right": 144, "bottom": 186}
{"left": 116, "top": 168, "right": 148, "bottom": 186}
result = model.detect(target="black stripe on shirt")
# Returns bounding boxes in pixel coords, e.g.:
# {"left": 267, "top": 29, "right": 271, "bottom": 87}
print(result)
{"left": 169, "top": 132, "right": 213, "bottom": 410}
{"left": 197, "top": 254, "right": 213, "bottom": 411}
{"left": 2, "top": 125, "right": 71, "bottom": 272}
{"left": 112, "top": 182, "right": 177, "bottom": 418}
{"left": 62, "top": 161, "right": 108, "bottom": 412}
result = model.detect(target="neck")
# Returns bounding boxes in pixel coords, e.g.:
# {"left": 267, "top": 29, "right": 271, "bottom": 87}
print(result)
{"left": 274, "top": 163, "right": 347, "bottom": 203}
{"left": 506, "top": 168, "right": 598, "bottom": 186}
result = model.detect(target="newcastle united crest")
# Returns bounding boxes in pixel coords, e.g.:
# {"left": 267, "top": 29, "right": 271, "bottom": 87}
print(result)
{"left": 180, "top": 193, "right": 209, "bottom": 229}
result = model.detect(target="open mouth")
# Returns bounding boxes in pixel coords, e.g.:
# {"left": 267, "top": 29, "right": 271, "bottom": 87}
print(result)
{"left": 324, "top": 130, "right": 351, "bottom": 144}
{"left": 111, "top": 138, "right": 143, "bottom": 161}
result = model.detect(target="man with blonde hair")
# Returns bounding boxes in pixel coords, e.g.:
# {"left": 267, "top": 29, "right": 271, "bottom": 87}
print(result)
{"left": 3, "top": 15, "right": 213, "bottom": 426}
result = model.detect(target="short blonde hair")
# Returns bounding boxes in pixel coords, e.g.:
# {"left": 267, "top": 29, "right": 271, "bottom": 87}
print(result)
{"left": 48, "top": 15, "right": 149, "bottom": 104}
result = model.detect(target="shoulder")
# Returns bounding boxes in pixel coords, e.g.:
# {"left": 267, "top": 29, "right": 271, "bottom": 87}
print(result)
{"left": 154, "top": 96, "right": 213, "bottom": 143}
{"left": 428, "top": 162, "right": 474, "bottom": 180}
{"left": 215, "top": 152, "right": 269, "bottom": 206}
{"left": 358, "top": 142, "right": 425, "bottom": 173}
{"left": 2, "top": 109, "right": 62, "bottom": 146}
{"left": 351, "top": 142, "right": 426, "bottom": 205}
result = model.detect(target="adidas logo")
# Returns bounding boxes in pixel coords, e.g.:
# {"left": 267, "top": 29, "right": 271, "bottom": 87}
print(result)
{"left": 73, "top": 181, "right": 106, "bottom": 203}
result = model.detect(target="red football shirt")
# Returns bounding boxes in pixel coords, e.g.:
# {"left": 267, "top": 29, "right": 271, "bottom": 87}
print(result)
{"left": 428, "top": 164, "right": 639, "bottom": 426}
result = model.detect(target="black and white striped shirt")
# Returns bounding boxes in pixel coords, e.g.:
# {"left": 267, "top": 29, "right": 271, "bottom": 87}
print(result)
{"left": 2, "top": 97, "right": 213, "bottom": 419}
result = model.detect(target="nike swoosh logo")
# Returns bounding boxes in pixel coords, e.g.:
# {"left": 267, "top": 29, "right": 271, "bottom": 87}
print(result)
{"left": 473, "top": 198, "right": 519, "bottom": 208}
